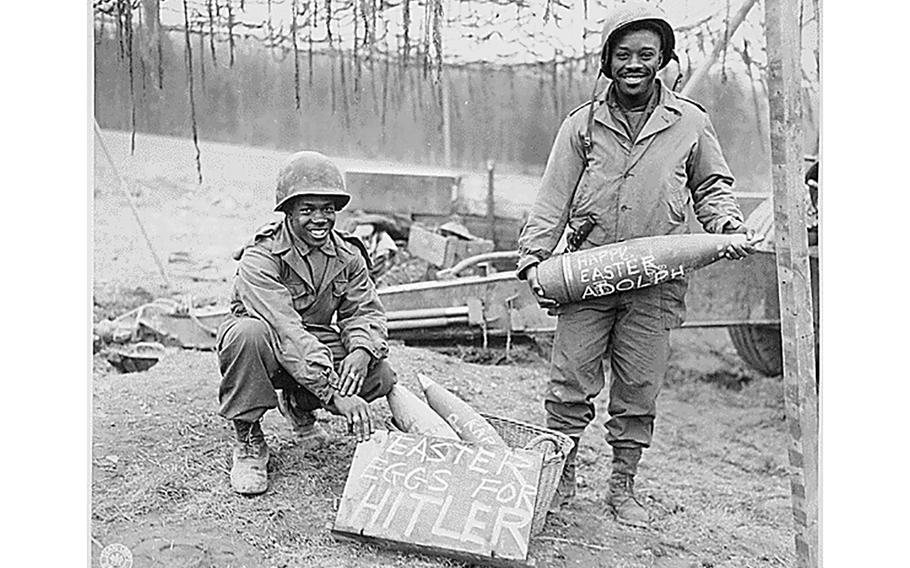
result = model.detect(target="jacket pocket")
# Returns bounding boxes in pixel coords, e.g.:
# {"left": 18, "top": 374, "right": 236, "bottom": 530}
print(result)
{"left": 659, "top": 278, "right": 688, "bottom": 329}
{"left": 332, "top": 278, "right": 348, "bottom": 298}
{"left": 288, "top": 283, "right": 315, "bottom": 312}
{"left": 665, "top": 165, "right": 691, "bottom": 226}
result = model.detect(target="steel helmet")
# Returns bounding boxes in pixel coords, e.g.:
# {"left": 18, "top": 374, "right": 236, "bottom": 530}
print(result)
{"left": 599, "top": 0, "right": 676, "bottom": 78}
{"left": 274, "top": 151, "right": 352, "bottom": 212}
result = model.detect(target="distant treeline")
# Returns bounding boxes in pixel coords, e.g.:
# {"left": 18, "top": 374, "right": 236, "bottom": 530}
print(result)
{"left": 94, "top": 25, "right": 777, "bottom": 189}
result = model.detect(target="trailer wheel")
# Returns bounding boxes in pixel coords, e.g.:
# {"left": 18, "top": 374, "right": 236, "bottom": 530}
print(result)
{"left": 728, "top": 325, "right": 783, "bottom": 377}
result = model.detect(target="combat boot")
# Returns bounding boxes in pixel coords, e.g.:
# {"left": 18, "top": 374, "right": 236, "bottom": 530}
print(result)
{"left": 549, "top": 436, "right": 580, "bottom": 511}
{"left": 607, "top": 471, "right": 650, "bottom": 527}
{"left": 607, "top": 446, "right": 649, "bottom": 527}
{"left": 278, "top": 388, "right": 331, "bottom": 444}
{"left": 230, "top": 420, "right": 269, "bottom": 495}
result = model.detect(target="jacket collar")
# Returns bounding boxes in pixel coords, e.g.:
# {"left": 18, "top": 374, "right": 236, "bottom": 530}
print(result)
{"left": 272, "top": 218, "right": 339, "bottom": 258}
{"left": 273, "top": 218, "right": 346, "bottom": 295}
{"left": 594, "top": 79, "right": 683, "bottom": 143}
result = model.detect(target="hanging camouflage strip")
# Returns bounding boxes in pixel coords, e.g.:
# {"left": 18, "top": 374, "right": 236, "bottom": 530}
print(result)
{"left": 198, "top": 20, "right": 206, "bottom": 91}
{"left": 432, "top": 0, "right": 444, "bottom": 85}
{"left": 380, "top": 53, "right": 389, "bottom": 142}
{"left": 206, "top": 0, "right": 217, "bottom": 67}
{"left": 339, "top": 50, "right": 351, "bottom": 129}
{"left": 353, "top": 0, "right": 360, "bottom": 100}
{"left": 116, "top": 0, "right": 125, "bottom": 61}
{"left": 308, "top": 0, "right": 315, "bottom": 87}
{"left": 325, "top": 0, "right": 333, "bottom": 45}
{"left": 266, "top": 0, "right": 273, "bottom": 47}
{"left": 402, "top": 0, "right": 410, "bottom": 65}
{"left": 137, "top": 6, "right": 147, "bottom": 93}
{"left": 155, "top": 0, "right": 164, "bottom": 89}
{"left": 291, "top": 0, "right": 301, "bottom": 109}
{"left": 125, "top": 2, "right": 137, "bottom": 154}
{"left": 182, "top": 0, "right": 204, "bottom": 184}
{"left": 226, "top": 0, "right": 236, "bottom": 67}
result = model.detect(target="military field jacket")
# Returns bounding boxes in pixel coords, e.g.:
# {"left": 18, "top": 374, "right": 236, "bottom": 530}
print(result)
{"left": 517, "top": 80, "right": 744, "bottom": 277}
{"left": 230, "top": 220, "right": 389, "bottom": 404}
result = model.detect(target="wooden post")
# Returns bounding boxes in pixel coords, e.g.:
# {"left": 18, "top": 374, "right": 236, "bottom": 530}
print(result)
{"left": 764, "top": 1, "right": 819, "bottom": 567}
{"left": 486, "top": 160, "right": 496, "bottom": 247}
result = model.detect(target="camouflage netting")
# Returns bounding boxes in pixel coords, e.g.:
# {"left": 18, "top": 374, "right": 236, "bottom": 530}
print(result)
{"left": 93, "top": 1, "right": 819, "bottom": 183}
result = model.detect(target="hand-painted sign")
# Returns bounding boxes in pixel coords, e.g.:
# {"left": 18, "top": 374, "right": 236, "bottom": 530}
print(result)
{"left": 332, "top": 430, "right": 544, "bottom": 566}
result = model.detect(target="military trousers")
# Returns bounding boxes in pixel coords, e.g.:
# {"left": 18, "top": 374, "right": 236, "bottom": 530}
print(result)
{"left": 544, "top": 283, "right": 683, "bottom": 451}
{"left": 217, "top": 317, "right": 396, "bottom": 422}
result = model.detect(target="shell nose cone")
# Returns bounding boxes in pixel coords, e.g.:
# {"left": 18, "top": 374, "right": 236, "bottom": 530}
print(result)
{"left": 416, "top": 373, "right": 434, "bottom": 392}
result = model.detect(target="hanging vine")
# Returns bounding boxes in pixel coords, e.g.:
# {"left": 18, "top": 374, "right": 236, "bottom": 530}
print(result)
{"left": 182, "top": 0, "right": 204, "bottom": 184}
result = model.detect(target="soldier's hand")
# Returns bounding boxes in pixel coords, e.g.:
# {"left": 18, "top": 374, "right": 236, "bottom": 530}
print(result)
{"left": 526, "top": 265, "right": 558, "bottom": 311}
{"left": 338, "top": 348, "right": 371, "bottom": 397}
{"left": 332, "top": 393, "right": 373, "bottom": 442}
{"left": 723, "top": 223, "right": 762, "bottom": 260}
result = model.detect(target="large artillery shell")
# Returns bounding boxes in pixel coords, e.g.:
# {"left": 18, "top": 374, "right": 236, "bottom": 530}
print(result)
{"left": 386, "top": 383, "right": 459, "bottom": 439}
{"left": 416, "top": 373, "right": 507, "bottom": 447}
{"left": 537, "top": 233, "right": 747, "bottom": 304}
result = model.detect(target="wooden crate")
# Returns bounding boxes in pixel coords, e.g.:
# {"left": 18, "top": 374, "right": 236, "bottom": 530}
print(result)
{"left": 407, "top": 224, "right": 494, "bottom": 268}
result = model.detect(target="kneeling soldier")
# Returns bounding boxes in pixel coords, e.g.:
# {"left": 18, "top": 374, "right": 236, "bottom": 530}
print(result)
{"left": 217, "top": 151, "right": 395, "bottom": 495}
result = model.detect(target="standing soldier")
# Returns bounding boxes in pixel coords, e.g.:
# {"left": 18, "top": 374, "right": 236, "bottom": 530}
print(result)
{"left": 217, "top": 151, "right": 395, "bottom": 495}
{"left": 517, "top": 2, "right": 758, "bottom": 526}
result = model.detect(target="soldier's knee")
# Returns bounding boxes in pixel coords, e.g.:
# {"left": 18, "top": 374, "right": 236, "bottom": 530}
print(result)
{"left": 370, "top": 360, "right": 397, "bottom": 397}
{"left": 218, "top": 318, "right": 271, "bottom": 357}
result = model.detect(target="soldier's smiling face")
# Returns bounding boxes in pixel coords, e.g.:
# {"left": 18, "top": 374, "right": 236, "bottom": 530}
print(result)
{"left": 286, "top": 196, "right": 337, "bottom": 246}
{"left": 609, "top": 27, "right": 663, "bottom": 103}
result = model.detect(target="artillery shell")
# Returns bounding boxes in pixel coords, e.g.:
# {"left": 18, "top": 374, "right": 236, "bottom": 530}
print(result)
{"left": 416, "top": 373, "right": 507, "bottom": 447}
{"left": 386, "top": 383, "right": 459, "bottom": 439}
{"left": 536, "top": 233, "right": 747, "bottom": 304}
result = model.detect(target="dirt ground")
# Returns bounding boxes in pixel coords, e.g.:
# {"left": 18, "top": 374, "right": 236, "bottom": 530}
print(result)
{"left": 92, "top": 131, "right": 794, "bottom": 568}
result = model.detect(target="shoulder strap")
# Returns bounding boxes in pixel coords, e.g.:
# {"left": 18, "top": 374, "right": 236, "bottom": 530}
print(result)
{"left": 232, "top": 221, "right": 282, "bottom": 261}
{"left": 336, "top": 230, "right": 373, "bottom": 271}
{"left": 674, "top": 92, "right": 708, "bottom": 113}
{"left": 582, "top": 75, "right": 606, "bottom": 165}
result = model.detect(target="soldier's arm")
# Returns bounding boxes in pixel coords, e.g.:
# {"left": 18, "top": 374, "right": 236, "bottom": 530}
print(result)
{"left": 686, "top": 115, "right": 746, "bottom": 234}
{"left": 516, "top": 116, "right": 586, "bottom": 279}
{"left": 234, "top": 246, "right": 336, "bottom": 404}
{"left": 335, "top": 252, "right": 389, "bottom": 362}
